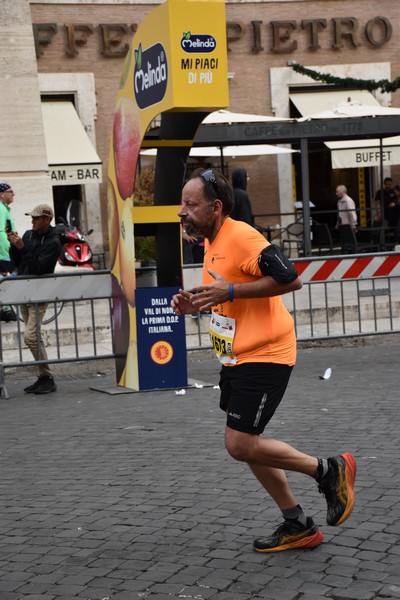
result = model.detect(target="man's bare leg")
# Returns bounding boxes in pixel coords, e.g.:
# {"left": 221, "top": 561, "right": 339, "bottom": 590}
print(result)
{"left": 225, "top": 427, "right": 318, "bottom": 475}
{"left": 248, "top": 462, "right": 298, "bottom": 511}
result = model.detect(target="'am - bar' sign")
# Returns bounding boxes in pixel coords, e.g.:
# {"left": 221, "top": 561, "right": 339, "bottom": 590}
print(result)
{"left": 49, "top": 163, "right": 102, "bottom": 186}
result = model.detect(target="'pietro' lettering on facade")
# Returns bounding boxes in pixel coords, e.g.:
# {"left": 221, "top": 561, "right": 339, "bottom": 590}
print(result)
{"left": 33, "top": 16, "right": 393, "bottom": 58}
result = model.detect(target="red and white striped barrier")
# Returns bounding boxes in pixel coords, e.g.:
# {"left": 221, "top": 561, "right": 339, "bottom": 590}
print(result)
{"left": 292, "top": 253, "right": 400, "bottom": 283}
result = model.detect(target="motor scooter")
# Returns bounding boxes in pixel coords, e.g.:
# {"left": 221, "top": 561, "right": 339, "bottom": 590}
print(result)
{"left": 55, "top": 217, "right": 94, "bottom": 270}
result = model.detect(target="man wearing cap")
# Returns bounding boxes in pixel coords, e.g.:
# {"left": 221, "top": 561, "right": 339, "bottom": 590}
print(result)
{"left": 0, "top": 183, "right": 17, "bottom": 321}
{"left": 8, "top": 203, "right": 62, "bottom": 394}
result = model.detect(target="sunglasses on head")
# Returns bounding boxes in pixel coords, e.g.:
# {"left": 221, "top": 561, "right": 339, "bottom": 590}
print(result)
{"left": 200, "top": 169, "right": 216, "bottom": 184}
{"left": 200, "top": 169, "right": 220, "bottom": 198}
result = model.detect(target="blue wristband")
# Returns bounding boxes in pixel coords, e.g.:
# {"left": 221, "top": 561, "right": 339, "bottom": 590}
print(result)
{"left": 228, "top": 283, "right": 234, "bottom": 302}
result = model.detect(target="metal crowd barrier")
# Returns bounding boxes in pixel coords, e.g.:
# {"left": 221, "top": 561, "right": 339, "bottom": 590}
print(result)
{"left": 1, "top": 254, "right": 399, "bottom": 396}
{"left": 183, "top": 252, "right": 400, "bottom": 349}
{"left": 0, "top": 271, "right": 113, "bottom": 398}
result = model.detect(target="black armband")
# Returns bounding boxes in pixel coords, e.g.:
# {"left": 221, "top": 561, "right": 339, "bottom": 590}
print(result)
{"left": 258, "top": 244, "right": 298, "bottom": 284}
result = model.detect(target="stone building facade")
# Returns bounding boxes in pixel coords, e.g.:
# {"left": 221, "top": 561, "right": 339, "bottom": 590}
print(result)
{"left": 1, "top": 0, "right": 399, "bottom": 256}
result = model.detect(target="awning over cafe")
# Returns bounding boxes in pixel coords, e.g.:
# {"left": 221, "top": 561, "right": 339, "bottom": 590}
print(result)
{"left": 326, "top": 136, "right": 400, "bottom": 169}
{"left": 289, "top": 89, "right": 380, "bottom": 117}
{"left": 41, "top": 101, "right": 102, "bottom": 185}
{"left": 290, "top": 90, "right": 400, "bottom": 168}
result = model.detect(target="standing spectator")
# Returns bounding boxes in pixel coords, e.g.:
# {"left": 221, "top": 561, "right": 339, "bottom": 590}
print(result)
{"left": 0, "top": 183, "right": 17, "bottom": 321}
{"left": 231, "top": 168, "right": 255, "bottom": 226}
{"left": 182, "top": 229, "right": 204, "bottom": 264}
{"left": 374, "top": 177, "right": 396, "bottom": 227}
{"left": 335, "top": 185, "right": 357, "bottom": 230}
{"left": 8, "top": 204, "right": 62, "bottom": 394}
{"left": 0, "top": 183, "right": 16, "bottom": 272}
{"left": 393, "top": 185, "right": 400, "bottom": 243}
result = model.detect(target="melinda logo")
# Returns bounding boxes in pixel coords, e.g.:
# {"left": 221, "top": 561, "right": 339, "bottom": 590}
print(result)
{"left": 181, "top": 31, "right": 216, "bottom": 53}
{"left": 134, "top": 42, "right": 168, "bottom": 109}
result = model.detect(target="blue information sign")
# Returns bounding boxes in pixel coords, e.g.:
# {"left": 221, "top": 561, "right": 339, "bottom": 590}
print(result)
{"left": 135, "top": 287, "right": 188, "bottom": 390}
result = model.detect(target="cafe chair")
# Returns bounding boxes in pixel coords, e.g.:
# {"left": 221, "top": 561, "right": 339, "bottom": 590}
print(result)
{"left": 382, "top": 227, "right": 397, "bottom": 251}
{"left": 339, "top": 224, "right": 380, "bottom": 254}
{"left": 312, "top": 222, "right": 340, "bottom": 255}
{"left": 362, "top": 226, "right": 397, "bottom": 251}
{"left": 281, "top": 222, "right": 304, "bottom": 258}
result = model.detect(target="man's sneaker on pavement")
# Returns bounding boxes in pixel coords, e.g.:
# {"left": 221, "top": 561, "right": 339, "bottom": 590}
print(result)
{"left": 318, "top": 453, "right": 356, "bottom": 526}
{"left": 32, "top": 376, "right": 57, "bottom": 395}
{"left": 24, "top": 377, "right": 43, "bottom": 393}
{"left": 0, "top": 307, "right": 17, "bottom": 322}
{"left": 253, "top": 517, "right": 324, "bottom": 553}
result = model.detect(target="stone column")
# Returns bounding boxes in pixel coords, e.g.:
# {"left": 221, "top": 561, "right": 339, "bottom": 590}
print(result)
{"left": 0, "top": 0, "right": 53, "bottom": 230}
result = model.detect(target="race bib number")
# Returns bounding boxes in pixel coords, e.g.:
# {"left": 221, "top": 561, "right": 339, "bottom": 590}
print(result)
{"left": 209, "top": 311, "right": 237, "bottom": 365}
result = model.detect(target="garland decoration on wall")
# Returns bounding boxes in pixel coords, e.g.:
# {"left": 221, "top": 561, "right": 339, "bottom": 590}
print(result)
{"left": 289, "top": 62, "right": 400, "bottom": 93}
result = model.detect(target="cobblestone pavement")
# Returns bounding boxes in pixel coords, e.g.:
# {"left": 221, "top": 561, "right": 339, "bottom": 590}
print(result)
{"left": 1, "top": 342, "right": 400, "bottom": 600}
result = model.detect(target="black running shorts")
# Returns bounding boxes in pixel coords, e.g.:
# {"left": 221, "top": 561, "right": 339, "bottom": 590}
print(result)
{"left": 219, "top": 362, "right": 293, "bottom": 435}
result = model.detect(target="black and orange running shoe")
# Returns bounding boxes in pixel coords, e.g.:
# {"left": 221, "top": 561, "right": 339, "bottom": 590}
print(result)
{"left": 318, "top": 453, "right": 356, "bottom": 526}
{"left": 253, "top": 517, "right": 324, "bottom": 553}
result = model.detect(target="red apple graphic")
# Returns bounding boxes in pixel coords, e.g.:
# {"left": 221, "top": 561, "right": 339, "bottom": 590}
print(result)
{"left": 111, "top": 274, "right": 130, "bottom": 383}
{"left": 107, "top": 179, "right": 119, "bottom": 269}
{"left": 113, "top": 96, "right": 141, "bottom": 200}
{"left": 119, "top": 198, "right": 136, "bottom": 307}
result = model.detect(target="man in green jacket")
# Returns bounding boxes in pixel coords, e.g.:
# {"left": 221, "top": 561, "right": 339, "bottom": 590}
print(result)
{"left": 0, "top": 183, "right": 17, "bottom": 321}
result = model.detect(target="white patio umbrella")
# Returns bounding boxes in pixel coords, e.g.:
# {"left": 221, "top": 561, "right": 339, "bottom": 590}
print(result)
{"left": 140, "top": 143, "right": 297, "bottom": 173}
{"left": 140, "top": 144, "right": 296, "bottom": 158}
{"left": 202, "top": 109, "right": 293, "bottom": 124}
{"left": 299, "top": 99, "right": 400, "bottom": 121}
{"left": 197, "top": 110, "right": 295, "bottom": 171}
{"left": 142, "top": 110, "right": 295, "bottom": 170}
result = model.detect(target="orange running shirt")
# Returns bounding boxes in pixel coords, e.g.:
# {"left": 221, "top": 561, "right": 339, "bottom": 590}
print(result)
{"left": 203, "top": 217, "right": 296, "bottom": 366}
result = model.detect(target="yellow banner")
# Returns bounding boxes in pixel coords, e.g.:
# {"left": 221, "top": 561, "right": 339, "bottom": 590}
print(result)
{"left": 108, "top": 0, "right": 229, "bottom": 389}
{"left": 113, "top": 0, "right": 228, "bottom": 142}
